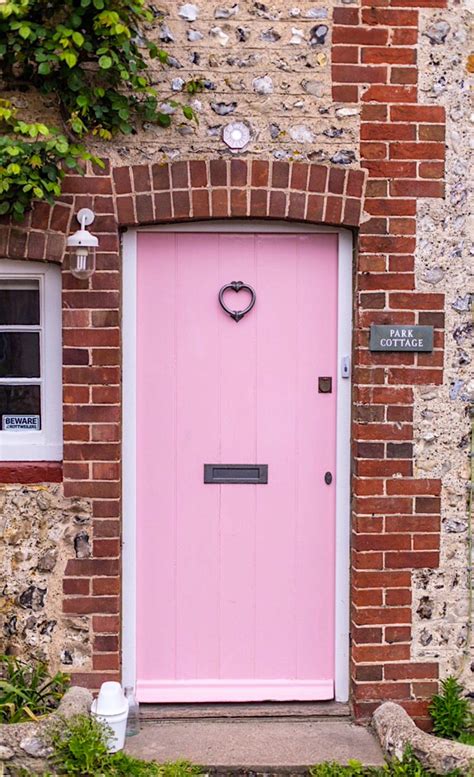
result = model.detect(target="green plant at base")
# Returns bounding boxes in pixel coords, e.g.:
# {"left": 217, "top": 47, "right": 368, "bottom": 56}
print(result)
{"left": 0, "top": 654, "right": 70, "bottom": 724}
{"left": 49, "top": 714, "right": 204, "bottom": 776}
{"left": 310, "top": 747, "right": 462, "bottom": 777}
{"left": 0, "top": 99, "right": 97, "bottom": 221}
{"left": 429, "top": 676, "right": 474, "bottom": 741}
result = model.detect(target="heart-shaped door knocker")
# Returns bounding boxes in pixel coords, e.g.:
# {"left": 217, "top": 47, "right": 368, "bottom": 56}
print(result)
{"left": 219, "top": 281, "right": 256, "bottom": 322}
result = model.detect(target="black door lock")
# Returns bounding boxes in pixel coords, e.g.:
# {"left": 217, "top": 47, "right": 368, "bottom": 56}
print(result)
{"left": 324, "top": 472, "right": 333, "bottom": 485}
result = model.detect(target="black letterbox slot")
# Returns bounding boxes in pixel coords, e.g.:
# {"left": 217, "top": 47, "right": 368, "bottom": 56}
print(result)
{"left": 204, "top": 464, "right": 268, "bottom": 484}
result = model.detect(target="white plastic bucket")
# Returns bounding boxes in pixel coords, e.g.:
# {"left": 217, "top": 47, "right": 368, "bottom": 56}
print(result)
{"left": 91, "top": 694, "right": 128, "bottom": 753}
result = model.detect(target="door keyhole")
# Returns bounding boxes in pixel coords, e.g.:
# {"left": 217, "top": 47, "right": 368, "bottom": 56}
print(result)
{"left": 324, "top": 472, "right": 333, "bottom": 485}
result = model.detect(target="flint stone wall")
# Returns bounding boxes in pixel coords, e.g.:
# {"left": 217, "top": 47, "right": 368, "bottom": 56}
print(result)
{"left": 0, "top": 484, "right": 92, "bottom": 673}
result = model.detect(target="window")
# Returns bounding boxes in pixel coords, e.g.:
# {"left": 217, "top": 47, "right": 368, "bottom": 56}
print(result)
{"left": 0, "top": 260, "right": 62, "bottom": 461}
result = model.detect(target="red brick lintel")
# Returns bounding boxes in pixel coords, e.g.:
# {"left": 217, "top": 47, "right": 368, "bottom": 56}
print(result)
{"left": 0, "top": 462, "right": 63, "bottom": 484}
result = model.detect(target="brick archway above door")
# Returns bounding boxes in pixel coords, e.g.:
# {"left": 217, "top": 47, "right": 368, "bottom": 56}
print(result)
{"left": 113, "top": 159, "right": 367, "bottom": 229}
{"left": 0, "top": 160, "right": 367, "bottom": 265}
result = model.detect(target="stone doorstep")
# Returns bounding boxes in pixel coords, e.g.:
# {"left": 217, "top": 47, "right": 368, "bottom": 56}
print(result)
{"left": 140, "top": 701, "right": 351, "bottom": 722}
{"left": 125, "top": 717, "right": 385, "bottom": 768}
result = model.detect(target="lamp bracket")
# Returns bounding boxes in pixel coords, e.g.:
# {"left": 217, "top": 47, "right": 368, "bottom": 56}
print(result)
{"left": 76, "top": 208, "right": 95, "bottom": 227}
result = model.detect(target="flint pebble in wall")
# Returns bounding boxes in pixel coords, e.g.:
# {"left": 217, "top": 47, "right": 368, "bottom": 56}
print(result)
{"left": 253, "top": 75, "right": 273, "bottom": 94}
{"left": 307, "top": 8, "right": 328, "bottom": 18}
{"left": 215, "top": 4, "right": 239, "bottom": 19}
{"left": 159, "top": 23, "right": 174, "bottom": 43}
{"left": 210, "top": 26, "right": 230, "bottom": 46}
{"left": 187, "top": 28, "right": 203, "bottom": 41}
{"left": 290, "top": 27, "right": 304, "bottom": 44}
{"left": 211, "top": 101, "right": 237, "bottom": 115}
{"left": 424, "top": 20, "right": 450, "bottom": 44}
{"left": 260, "top": 27, "right": 281, "bottom": 42}
{"left": 330, "top": 150, "right": 356, "bottom": 164}
{"left": 179, "top": 3, "right": 199, "bottom": 21}
{"left": 310, "top": 25, "right": 329, "bottom": 45}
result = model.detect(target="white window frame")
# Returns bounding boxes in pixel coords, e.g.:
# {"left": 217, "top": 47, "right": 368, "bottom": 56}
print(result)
{"left": 0, "top": 259, "right": 63, "bottom": 461}
{"left": 121, "top": 222, "right": 352, "bottom": 704}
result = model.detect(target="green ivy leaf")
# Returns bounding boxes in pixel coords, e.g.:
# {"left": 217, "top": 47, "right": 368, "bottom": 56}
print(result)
{"left": 98, "top": 54, "right": 112, "bottom": 69}
{"left": 157, "top": 113, "right": 171, "bottom": 128}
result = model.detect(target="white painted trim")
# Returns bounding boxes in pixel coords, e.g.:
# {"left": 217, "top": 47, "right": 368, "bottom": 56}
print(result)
{"left": 0, "top": 259, "right": 62, "bottom": 461}
{"left": 140, "top": 221, "right": 342, "bottom": 234}
{"left": 122, "top": 229, "right": 138, "bottom": 690}
{"left": 334, "top": 229, "right": 352, "bottom": 703}
{"left": 122, "top": 222, "right": 352, "bottom": 703}
{"left": 137, "top": 679, "right": 334, "bottom": 704}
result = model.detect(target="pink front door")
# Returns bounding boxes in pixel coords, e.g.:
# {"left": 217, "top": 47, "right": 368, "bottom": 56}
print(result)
{"left": 135, "top": 230, "right": 339, "bottom": 703}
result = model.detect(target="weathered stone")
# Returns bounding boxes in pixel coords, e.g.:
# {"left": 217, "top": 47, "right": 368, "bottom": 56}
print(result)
{"left": 20, "top": 737, "right": 52, "bottom": 758}
{"left": 260, "top": 27, "right": 281, "bottom": 42}
{"left": 187, "top": 28, "right": 203, "bottom": 41}
{"left": 373, "top": 702, "right": 474, "bottom": 773}
{"left": 236, "top": 26, "right": 250, "bottom": 42}
{"left": 210, "top": 26, "right": 230, "bottom": 46}
{"left": 330, "top": 149, "right": 356, "bottom": 164}
{"left": 74, "top": 531, "right": 91, "bottom": 559}
{"left": 19, "top": 585, "right": 46, "bottom": 611}
{"left": 211, "top": 101, "right": 237, "bottom": 115}
{"left": 37, "top": 549, "right": 58, "bottom": 572}
{"left": 307, "top": 8, "right": 328, "bottom": 18}
{"left": 253, "top": 75, "right": 273, "bottom": 94}
{"left": 452, "top": 294, "right": 472, "bottom": 312}
{"left": 0, "top": 687, "right": 92, "bottom": 772}
{"left": 416, "top": 596, "right": 434, "bottom": 619}
{"left": 289, "top": 27, "right": 304, "bottom": 44}
{"left": 309, "top": 25, "right": 329, "bottom": 45}
{"left": 289, "top": 124, "right": 314, "bottom": 143}
{"left": 302, "top": 79, "right": 324, "bottom": 97}
{"left": 159, "top": 22, "right": 174, "bottom": 43}
{"left": 0, "top": 745, "right": 14, "bottom": 760}
{"left": 215, "top": 4, "right": 239, "bottom": 19}
{"left": 179, "top": 3, "right": 199, "bottom": 21}
{"left": 424, "top": 20, "right": 451, "bottom": 44}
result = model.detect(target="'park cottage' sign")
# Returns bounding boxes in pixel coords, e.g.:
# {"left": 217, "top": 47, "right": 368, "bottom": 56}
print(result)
{"left": 370, "top": 324, "right": 434, "bottom": 353}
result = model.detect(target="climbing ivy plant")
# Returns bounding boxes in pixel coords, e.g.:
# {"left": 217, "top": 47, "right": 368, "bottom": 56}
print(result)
{"left": 0, "top": 0, "right": 190, "bottom": 219}
{"left": 0, "top": 99, "right": 97, "bottom": 220}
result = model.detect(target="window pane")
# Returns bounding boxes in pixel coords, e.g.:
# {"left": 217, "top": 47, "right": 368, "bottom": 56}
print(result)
{"left": 0, "top": 332, "right": 40, "bottom": 378}
{"left": 0, "top": 384, "right": 41, "bottom": 430}
{"left": 0, "top": 279, "right": 40, "bottom": 325}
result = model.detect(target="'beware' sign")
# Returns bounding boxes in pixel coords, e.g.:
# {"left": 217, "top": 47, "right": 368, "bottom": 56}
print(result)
{"left": 2, "top": 415, "right": 41, "bottom": 431}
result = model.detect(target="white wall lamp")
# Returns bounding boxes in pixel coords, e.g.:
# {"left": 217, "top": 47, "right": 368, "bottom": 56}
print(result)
{"left": 67, "top": 208, "right": 99, "bottom": 280}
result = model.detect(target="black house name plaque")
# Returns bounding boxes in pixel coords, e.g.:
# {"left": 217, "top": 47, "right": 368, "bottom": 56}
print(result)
{"left": 370, "top": 324, "right": 434, "bottom": 353}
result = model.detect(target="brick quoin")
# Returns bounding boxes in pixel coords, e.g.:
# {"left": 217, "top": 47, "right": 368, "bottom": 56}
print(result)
{"left": 0, "top": 0, "right": 447, "bottom": 725}
{"left": 332, "top": 0, "right": 446, "bottom": 727}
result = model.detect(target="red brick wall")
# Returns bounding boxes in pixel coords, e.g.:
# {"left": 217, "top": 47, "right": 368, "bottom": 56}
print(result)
{"left": 332, "top": 0, "right": 446, "bottom": 726}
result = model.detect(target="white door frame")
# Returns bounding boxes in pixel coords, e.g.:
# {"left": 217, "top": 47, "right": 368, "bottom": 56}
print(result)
{"left": 122, "top": 221, "right": 353, "bottom": 703}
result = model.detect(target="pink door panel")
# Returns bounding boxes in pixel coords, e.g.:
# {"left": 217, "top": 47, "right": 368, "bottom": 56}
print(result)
{"left": 136, "top": 231, "right": 339, "bottom": 703}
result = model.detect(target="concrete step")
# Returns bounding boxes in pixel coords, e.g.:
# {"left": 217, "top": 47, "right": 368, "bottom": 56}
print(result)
{"left": 126, "top": 717, "right": 384, "bottom": 769}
